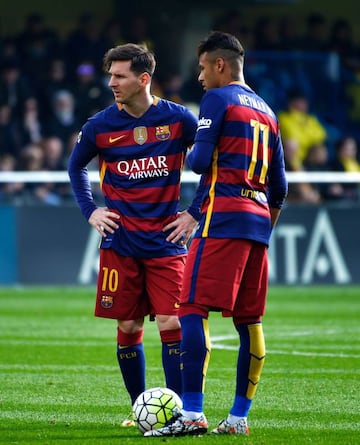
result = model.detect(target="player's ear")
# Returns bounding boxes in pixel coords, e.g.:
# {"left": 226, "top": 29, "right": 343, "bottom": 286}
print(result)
{"left": 215, "top": 57, "right": 225, "bottom": 73}
{"left": 139, "top": 72, "right": 151, "bottom": 86}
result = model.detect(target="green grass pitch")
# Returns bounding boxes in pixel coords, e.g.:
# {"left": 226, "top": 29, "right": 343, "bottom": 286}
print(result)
{"left": 0, "top": 286, "right": 359, "bottom": 444}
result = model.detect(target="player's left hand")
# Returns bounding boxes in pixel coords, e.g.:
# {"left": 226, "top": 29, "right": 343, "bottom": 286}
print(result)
{"left": 163, "top": 211, "right": 198, "bottom": 245}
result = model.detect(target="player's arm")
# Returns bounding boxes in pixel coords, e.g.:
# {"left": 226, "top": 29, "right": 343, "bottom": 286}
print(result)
{"left": 267, "top": 134, "right": 288, "bottom": 228}
{"left": 163, "top": 107, "right": 203, "bottom": 244}
{"left": 68, "top": 125, "right": 99, "bottom": 220}
{"left": 186, "top": 141, "right": 214, "bottom": 174}
{"left": 68, "top": 124, "right": 120, "bottom": 235}
{"left": 164, "top": 174, "right": 206, "bottom": 244}
{"left": 269, "top": 207, "right": 282, "bottom": 228}
{"left": 186, "top": 91, "right": 224, "bottom": 174}
{"left": 169, "top": 93, "right": 223, "bottom": 240}
{"left": 180, "top": 105, "right": 206, "bottom": 221}
{"left": 186, "top": 173, "right": 205, "bottom": 221}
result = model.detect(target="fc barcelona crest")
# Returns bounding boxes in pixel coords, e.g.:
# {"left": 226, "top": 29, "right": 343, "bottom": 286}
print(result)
{"left": 155, "top": 125, "right": 171, "bottom": 141}
{"left": 134, "top": 126, "right": 148, "bottom": 145}
{"left": 101, "top": 295, "right": 114, "bottom": 309}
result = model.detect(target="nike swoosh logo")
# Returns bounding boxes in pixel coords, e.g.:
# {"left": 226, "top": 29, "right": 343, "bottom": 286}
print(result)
{"left": 109, "top": 135, "right": 126, "bottom": 143}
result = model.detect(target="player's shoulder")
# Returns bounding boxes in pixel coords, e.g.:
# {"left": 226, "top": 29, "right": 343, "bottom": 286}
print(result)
{"left": 155, "top": 96, "right": 185, "bottom": 112}
{"left": 154, "top": 96, "right": 197, "bottom": 121}
{"left": 200, "top": 88, "right": 228, "bottom": 110}
{"left": 79, "top": 103, "right": 118, "bottom": 139}
{"left": 82, "top": 103, "right": 119, "bottom": 133}
{"left": 88, "top": 103, "right": 118, "bottom": 123}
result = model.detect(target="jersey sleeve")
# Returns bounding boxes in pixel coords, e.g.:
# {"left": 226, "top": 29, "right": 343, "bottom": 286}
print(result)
{"left": 187, "top": 91, "right": 226, "bottom": 173}
{"left": 67, "top": 121, "right": 99, "bottom": 220}
{"left": 180, "top": 106, "right": 204, "bottom": 220}
{"left": 186, "top": 174, "right": 205, "bottom": 221}
{"left": 181, "top": 106, "right": 198, "bottom": 147}
{"left": 267, "top": 132, "right": 288, "bottom": 209}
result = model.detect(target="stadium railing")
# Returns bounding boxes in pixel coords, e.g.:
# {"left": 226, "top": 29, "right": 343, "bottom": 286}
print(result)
{"left": 0, "top": 170, "right": 360, "bottom": 184}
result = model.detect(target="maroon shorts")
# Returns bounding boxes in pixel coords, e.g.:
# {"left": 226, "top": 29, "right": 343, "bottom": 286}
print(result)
{"left": 95, "top": 248, "right": 186, "bottom": 320}
{"left": 180, "top": 238, "right": 268, "bottom": 321}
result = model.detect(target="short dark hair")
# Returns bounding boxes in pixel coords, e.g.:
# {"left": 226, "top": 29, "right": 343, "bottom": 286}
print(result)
{"left": 103, "top": 43, "right": 156, "bottom": 76}
{"left": 198, "top": 30, "right": 244, "bottom": 58}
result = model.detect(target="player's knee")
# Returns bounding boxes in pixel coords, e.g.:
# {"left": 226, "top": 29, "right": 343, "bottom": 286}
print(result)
{"left": 156, "top": 314, "right": 180, "bottom": 332}
{"left": 117, "top": 318, "right": 144, "bottom": 334}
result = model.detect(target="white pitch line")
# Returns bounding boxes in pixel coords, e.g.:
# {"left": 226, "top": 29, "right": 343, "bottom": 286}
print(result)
{"left": 0, "top": 339, "right": 110, "bottom": 346}
{"left": 210, "top": 335, "right": 360, "bottom": 358}
{"left": 266, "top": 349, "right": 360, "bottom": 358}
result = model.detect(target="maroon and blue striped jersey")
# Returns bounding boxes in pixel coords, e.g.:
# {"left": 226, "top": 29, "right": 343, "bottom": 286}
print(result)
{"left": 187, "top": 82, "right": 288, "bottom": 246}
{"left": 68, "top": 96, "right": 201, "bottom": 258}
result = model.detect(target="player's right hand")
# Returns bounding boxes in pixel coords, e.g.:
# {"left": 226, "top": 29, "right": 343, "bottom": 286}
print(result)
{"left": 89, "top": 207, "right": 120, "bottom": 237}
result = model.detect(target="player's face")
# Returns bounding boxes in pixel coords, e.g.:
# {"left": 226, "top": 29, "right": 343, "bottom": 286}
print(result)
{"left": 198, "top": 52, "right": 220, "bottom": 91}
{"left": 107, "top": 61, "right": 145, "bottom": 104}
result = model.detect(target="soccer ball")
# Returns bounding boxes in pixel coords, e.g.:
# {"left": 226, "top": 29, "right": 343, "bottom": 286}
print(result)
{"left": 132, "top": 387, "right": 182, "bottom": 434}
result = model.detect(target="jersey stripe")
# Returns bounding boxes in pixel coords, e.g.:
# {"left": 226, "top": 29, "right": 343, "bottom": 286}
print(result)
{"left": 102, "top": 183, "right": 179, "bottom": 204}
{"left": 95, "top": 121, "right": 183, "bottom": 148}
{"left": 202, "top": 148, "right": 218, "bottom": 238}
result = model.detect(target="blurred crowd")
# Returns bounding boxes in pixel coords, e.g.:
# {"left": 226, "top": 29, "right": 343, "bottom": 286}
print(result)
{"left": 0, "top": 10, "right": 360, "bottom": 206}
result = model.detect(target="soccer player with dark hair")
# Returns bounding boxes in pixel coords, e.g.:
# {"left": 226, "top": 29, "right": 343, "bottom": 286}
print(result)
{"left": 68, "top": 43, "right": 203, "bottom": 426}
{"left": 145, "top": 31, "right": 288, "bottom": 437}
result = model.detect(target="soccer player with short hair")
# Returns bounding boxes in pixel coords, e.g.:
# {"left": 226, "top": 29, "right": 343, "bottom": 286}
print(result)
{"left": 145, "top": 31, "right": 288, "bottom": 437}
{"left": 68, "top": 43, "right": 202, "bottom": 425}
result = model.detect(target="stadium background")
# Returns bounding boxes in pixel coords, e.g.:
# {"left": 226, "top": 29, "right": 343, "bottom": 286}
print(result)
{"left": 2, "top": 0, "right": 360, "bottom": 77}
{"left": 0, "top": 0, "right": 359, "bottom": 285}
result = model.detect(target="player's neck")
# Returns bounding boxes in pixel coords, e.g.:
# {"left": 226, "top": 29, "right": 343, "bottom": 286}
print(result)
{"left": 225, "top": 73, "right": 246, "bottom": 87}
{"left": 123, "top": 92, "right": 153, "bottom": 118}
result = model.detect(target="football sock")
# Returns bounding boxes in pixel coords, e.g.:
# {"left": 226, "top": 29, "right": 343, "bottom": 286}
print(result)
{"left": 231, "top": 322, "right": 265, "bottom": 417}
{"left": 116, "top": 328, "right": 145, "bottom": 405}
{"left": 160, "top": 328, "right": 182, "bottom": 396}
{"left": 180, "top": 314, "right": 210, "bottom": 413}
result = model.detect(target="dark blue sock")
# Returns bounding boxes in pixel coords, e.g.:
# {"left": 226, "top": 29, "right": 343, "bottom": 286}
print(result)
{"left": 117, "top": 343, "right": 146, "bottom": 405}
{"left": 162, "top": 341, "right": 182, "bottom": 396}
{"left": 180, "top": 314, "right": 210, "bottom": 412}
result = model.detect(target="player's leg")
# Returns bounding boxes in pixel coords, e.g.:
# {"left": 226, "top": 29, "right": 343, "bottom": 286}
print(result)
{"left": 213, "top": 241, "right": 267, "bottom": 435}
{"left": 145, "top": 255, "right": 186, "bottom": 398}
{"left": 117, "top": 318, "right": 146, "bottom": 405}
{"left": 95, "top": 248, "right": 149, "bottom": 424}
{"left": 155, "top": 314, "right": 182, "bottom": 396}
{"left": 179, "top": 238, "right": 250, "bottom": 418}
{"left": 145, "top": 240, "right": 218, "bottom": 436}
{"left": 145, "top": 238, "right": 251, "bottom": 437}
{"left": 144, "top": 303, "right": 210, "bottom": 437}
{"left": 179, "top": 303, "right": 210, "bottom": 418}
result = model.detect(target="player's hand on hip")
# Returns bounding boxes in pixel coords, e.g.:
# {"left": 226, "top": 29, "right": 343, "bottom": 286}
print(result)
{"left": 163, "top": 210, "right": 198, "bottom": 245}
{"left": 89, "top": 207, "right": 120, "bottom": 237}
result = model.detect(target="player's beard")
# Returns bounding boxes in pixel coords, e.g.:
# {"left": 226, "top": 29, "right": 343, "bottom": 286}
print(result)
{"left": 112, "top": 90, "right": 123, "bottom": 103}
